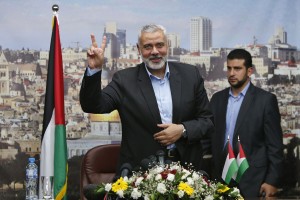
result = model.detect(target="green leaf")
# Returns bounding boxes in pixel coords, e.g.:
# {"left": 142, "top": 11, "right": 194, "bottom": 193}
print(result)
{"left": 96, "top": 187, "right": 105, "bottom": 194}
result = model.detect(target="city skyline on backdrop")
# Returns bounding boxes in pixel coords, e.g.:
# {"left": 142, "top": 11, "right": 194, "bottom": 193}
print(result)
{"left": 0, "top": 0, "right": 299, "bottom": 50}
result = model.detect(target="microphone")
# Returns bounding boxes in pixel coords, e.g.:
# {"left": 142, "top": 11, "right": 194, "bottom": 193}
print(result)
{"left": 83, "top": 184, "right": 104, "bottom": 200}
{"left": 165, "top": 159, "right": 172, "bottom": 165}
{"left": 148, "top": 155, "right": 158, "bottom": 166}
{"left": 119, "top": 163, "right": 132, "bottom": 178}
{"left": 156, "top": 150, "right": 165, "bottom": 166}
{"left": 132, "top": 164, "right": 142, "bottom": 172}
{"left": 140, "top": 158, "right": 154, "bottom": 171}
{"left": 198, "top": 170, "right": 210, "bottom": 179}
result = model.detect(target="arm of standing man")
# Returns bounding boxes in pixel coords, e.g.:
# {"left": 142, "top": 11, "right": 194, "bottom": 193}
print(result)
{"left": 260, "top": 94, "right": 284, "bottom": 197}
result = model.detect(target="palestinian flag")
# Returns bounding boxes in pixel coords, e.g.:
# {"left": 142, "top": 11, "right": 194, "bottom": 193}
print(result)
{"left": 39, "top": 14, "right": 68, "bottom": 200}
{"left": 234, "top": 142, "right": 249, "bottom": 183}
{"left": 222, "top": 141, "right": 238, "bottom": 184}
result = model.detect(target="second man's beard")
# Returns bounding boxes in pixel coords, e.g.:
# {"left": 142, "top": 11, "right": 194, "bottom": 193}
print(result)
{"left": 228, "top": 76, "right": 249, "bottom": 89}
{"left": 141, "top": 55, "right": 167, "bottom": 70}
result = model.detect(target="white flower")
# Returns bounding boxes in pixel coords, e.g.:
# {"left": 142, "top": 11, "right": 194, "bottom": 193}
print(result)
{"left": 199, "top": 187, "right": 205, "bottom": 192}
{"left": 131, "top": 188, "right": 142, "bottom": 199}
{"left": 135, "top": 177, "right": 144, "bottom": 186}
{"left": 155, "top": 174, "right": 162, "bottom": 180}
{"left": 203, "top": 179, "right": 209, "bottom": 186}
{"left": 182, "top": 168, "right": 191, "bottom": 175}
{"left": 192, "top": 172, "right": 200, "bottom": 180}
{"left": 123, "top": 176, "right": 129, "bottom": 182}
{"left": 153, "top": 166, "right": 164, "bottom": 174}
{"left": 170, "top": 164, "right": 180, "bottom": 171}
{"left": 232, "top": 187, "right": 240, "bottom": 193}
{"left": 146, "top": 173, "right": 152, "bottom": 180}
{"left": 167, "top": 173, "right": 175, "bottom": 181}
{"left": 204, "top": 195, "right": 214, "bottom": 200}
{"left": 144, "top": 195, "right": 150, "bottom": 200}
{"left": 129, "top": 176, "right": 135, "bottom": 182}
{"left": 104, "top": 183, "right": 112, "bottom": 192}
{"left": 229, "top": 187, "right": 241, "bottom": 197}
{"left": 181, "top": 169, "right": 191, "bottom": 179}
{"left": 116, "top": 190, "right": 124, "bottom": 198}
{"left": 177, "top": 190, "right": 185, "bottom": 198}
{"left": 157, "top": 183, "right": 167, "bottom": 194}
{"left": 187, "top": 177, "right": 194, "bottom": 185}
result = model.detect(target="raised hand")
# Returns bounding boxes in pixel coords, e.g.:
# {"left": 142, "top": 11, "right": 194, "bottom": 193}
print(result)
{"left": 87, "top": 34, "right": 106, "bottom": 69}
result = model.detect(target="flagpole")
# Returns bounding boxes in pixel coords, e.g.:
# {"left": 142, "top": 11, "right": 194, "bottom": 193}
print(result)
{"left": 235, "top": 135, "right": 249, "bottom": 183}
{"left": 39, "top": 5, "right": 60, "bottom": 199}
{"left": 52, "top": 4, "right": 59, "bottom": 15}
{"left": 40, "top": 4, "right": 68, "bottom": 200}
{"left": 222, "top": 134, "right": 238, "bottom": 184}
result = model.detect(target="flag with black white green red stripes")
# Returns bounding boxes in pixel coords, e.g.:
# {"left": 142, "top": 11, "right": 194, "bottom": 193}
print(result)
{"left": 39, "top": 12, "right": 68, "bottom": 200}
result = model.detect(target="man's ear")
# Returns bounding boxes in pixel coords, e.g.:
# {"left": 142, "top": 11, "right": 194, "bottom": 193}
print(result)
{"left": 248, "top": 66, "right": 254, "bottom": 76}
{"left": 136, "top": 43, "right": 140, "bottom": 54}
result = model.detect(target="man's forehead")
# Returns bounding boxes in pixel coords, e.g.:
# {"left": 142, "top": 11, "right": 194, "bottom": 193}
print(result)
{"left": 227, "top": 58, "right": 245, "bottom": 61}
{"left": 141, "top": 31, "right": 165, "bottom": 41}
{"left": 227, "top": 59, "right": 245, "bottom": 64}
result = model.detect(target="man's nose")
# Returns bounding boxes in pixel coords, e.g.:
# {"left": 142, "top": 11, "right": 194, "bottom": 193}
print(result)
{"left": 151, "top": 46, "right": 159, "bottom": 54}
{"left": 228, "top": 69, "right": 234, "bottom": 76}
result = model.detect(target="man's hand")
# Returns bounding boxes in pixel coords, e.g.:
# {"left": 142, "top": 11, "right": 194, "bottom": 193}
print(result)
{"left": 87, "top": 34, "right": 106, "bottom": 69}
{"left": 153, "top": 124, "right": 184, "bottom": 146}
{"left": 260, "top": 183, "right": 278, "bottom": 199}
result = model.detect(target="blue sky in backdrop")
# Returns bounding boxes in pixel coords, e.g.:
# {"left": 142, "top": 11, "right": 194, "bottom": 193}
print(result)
{"left": 1, "top": 0, "right": 299, "bottom": 50}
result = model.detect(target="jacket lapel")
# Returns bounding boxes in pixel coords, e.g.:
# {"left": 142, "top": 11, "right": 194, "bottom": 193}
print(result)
{"left": 233, "top": 83, "right": 255, "bottom": 146}
{"left": 169, "top": 64, "right": 181, "bottom": 123}
{"left": 137, "top": 63, "right": 162, "bottom": 124}
{"left": 220, "top": 89, "right": 230, "bottom": 147}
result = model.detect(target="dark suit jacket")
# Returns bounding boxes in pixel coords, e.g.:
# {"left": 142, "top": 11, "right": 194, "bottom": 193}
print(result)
{"left": 209, "top": 83, "right": 284, "bottom": 198}
{"left": 80, "top": 62, "right": 214, "bottom": 172}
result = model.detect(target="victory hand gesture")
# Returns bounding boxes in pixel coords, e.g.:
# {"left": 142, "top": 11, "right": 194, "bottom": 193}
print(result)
{"left": 87, "top": 34, "right": 106, "bottom": 69}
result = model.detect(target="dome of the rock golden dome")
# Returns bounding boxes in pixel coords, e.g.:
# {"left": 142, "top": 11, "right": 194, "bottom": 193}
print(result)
{"left": 89, "top": 110, "right": 120, "bottom": 122}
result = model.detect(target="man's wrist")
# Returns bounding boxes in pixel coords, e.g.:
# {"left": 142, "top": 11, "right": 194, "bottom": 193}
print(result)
{"left": 181, "top": 124, "right": 187, "bottom": 139}
{"left": 86, "top": 67, "right": 101, "bottom": 76}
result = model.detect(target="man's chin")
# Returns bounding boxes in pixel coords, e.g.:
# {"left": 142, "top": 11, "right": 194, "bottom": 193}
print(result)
{"left": 147, "top": 62, "right": 165, "bottom": 70}
{"left": 230, "top": 83, "right": 244, "bottom": 89}
{"left": 228, "top": 81, "right": 239, "bottom": 88}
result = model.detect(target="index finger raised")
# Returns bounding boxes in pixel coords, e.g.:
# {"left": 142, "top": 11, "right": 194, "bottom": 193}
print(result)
{"left": 90, "top": 33, "right": 98, "bottom": 48}
{"left": 100, "top": 35, "right": 107, "bottom": 51}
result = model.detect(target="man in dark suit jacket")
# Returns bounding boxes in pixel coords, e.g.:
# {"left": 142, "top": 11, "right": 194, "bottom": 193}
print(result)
{"left": 209, "top": 49, "right": 284, "bottom": 198}
{"left": 80, "top": 24, "right": 213, "bottom": 173}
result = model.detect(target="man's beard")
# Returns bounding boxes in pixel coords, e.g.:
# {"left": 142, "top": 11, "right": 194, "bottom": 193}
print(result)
{"left": 228, "top": 75, "right": 249, "bottom": 89}
{"left": 141, "top": 55, "right": 167, "bottom": 70}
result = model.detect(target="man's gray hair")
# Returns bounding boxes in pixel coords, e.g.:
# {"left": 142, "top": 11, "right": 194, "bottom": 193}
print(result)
{"left": 138, "top": 24, "right": 167, "bottom": 45}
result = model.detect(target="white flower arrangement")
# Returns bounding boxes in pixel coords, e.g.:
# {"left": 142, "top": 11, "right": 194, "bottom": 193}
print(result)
{"left": 96, "top": 162, "right": 244, "bottom": 200}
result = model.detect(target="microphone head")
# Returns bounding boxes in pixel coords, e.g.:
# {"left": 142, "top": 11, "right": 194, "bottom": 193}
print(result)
{"left": 156, "top": 150, "right": 165, "bottom": 166}
{"left": 156, "top": 150, "right": 165, "bottom": 157}
{"left": 148, "top": 155, "right": 158, "bottom": 167}
{"left": 198, "top": 170, "right": 210, "bottom": 179}
{"left": 119, "top": 163, "right": 132, "bottom": 178}
{"left": 120, "top": 163, "right": 132, "bottom": 171}
{"left": 140, "top": 158, "right": 153, "bottom": 170}
{"left": 148, "top": 155, "right": 157, "bottom": 162}
{"left": 132, "top": 164, "right": 142, "bottom": 172}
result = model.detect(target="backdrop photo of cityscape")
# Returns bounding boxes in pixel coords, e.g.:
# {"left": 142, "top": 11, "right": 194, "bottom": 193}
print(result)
{"left": 0, "top": 0, "right": 299, "bottom": 199}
